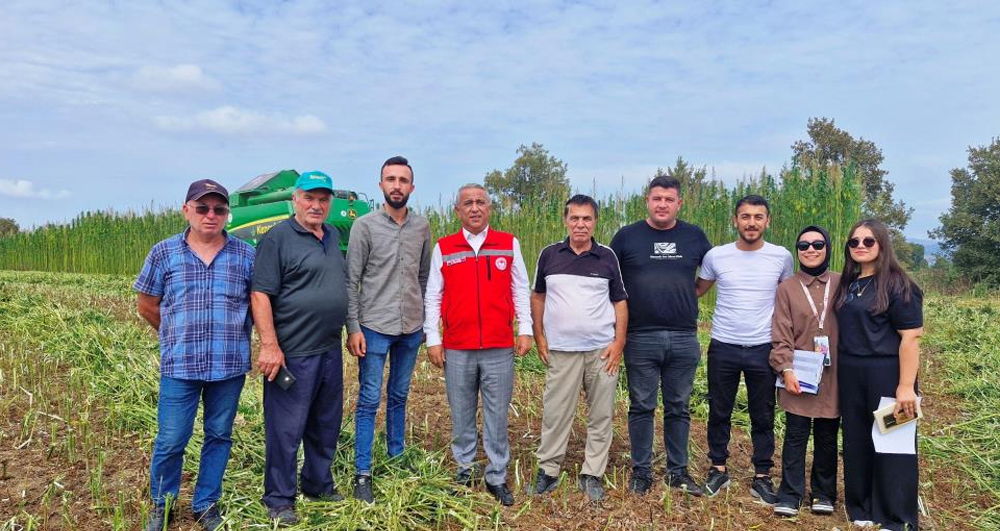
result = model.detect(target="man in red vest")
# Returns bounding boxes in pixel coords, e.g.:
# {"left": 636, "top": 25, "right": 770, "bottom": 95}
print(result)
{"left": 424, "top": 183, "right": 533, "bottom": 506}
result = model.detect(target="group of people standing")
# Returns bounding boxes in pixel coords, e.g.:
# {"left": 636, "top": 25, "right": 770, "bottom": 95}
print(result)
{"left": 135, "top": 158, "right": 924, "bottom": 531}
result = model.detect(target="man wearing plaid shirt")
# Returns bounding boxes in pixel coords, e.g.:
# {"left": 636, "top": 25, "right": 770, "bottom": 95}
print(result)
{"left": 135, "top": 179, "right": 255, "bottom": 531}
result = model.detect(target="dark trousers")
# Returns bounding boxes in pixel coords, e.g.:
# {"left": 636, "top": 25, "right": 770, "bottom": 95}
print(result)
{"left": 839, "top": 354, "right": 919, "bottom": 531}
{"left": 706, "top": 339, "right": 776, "bottom": 475}
{"left": 777, "top": 411, "right": 840, "bottom": 505}
{"left": 262, "top": 348, "right": 344, "bottom": 509}
{"left": 624, "top": 330, "right": 702, "bottom": 477}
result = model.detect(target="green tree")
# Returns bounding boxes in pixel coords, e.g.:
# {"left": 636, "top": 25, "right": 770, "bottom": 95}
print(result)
{"left": 792, "top": 117, "right": 912, "bottom": 231}
{"left": 655, "top": 156, "right": 708, "bottom": 192}
{"left": 484, "top": 143, "right": 570, "bottom": 209}
{"left": 931, "top": 135, "right": 1000, "bottom": 284}
{"left": 0, "top": 217, "right": 19, "bottom": 238}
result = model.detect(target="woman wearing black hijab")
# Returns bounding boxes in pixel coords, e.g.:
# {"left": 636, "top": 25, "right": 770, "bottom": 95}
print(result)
{"left": 769, "top": 225, "right": 841, "bottom": 517}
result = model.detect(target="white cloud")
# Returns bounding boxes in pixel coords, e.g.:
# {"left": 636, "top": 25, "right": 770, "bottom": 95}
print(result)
{"left": 153, "top": 106, "right": 328, "bottom": 135}
{"left": 0, "top": 179, "right": 71, "bottom": 199}
{"left": 132, "top": 64, "right": 220, "bottom": 92}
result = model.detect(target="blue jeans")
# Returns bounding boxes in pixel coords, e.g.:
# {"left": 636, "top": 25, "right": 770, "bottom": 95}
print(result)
{"left": 624, "top": 329, "right": 701, "bottom": 477}
{"left": 149, "top": 374, "right": 245, "bottom": 512}
{"left": 354, "top": 326, "right": 422, "bottom": 474}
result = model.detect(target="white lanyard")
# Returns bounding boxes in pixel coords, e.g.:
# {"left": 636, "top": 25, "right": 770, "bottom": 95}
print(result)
{"left": 798, "top": 278, "right": 830, "bottom": 331}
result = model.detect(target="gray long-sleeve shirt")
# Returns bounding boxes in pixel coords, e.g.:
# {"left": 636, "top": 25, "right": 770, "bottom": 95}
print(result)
{"left": 345, "top": 208, "right": 432, "bottom": 336}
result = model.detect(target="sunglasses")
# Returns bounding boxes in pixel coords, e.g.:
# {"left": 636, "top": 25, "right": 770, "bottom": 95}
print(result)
{"left": 192, "top": 204, "right": 230, "bottom": 216}
{"left": 796, "top": 240, "right": 826, "bottom": 251}
{"left": 848, "top": 237, "right": 877, "bottom": 249}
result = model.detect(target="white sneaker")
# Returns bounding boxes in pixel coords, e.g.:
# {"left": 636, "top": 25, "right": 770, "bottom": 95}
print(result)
{"left": 852, "top": 520, "right": 876, "bottom": 528}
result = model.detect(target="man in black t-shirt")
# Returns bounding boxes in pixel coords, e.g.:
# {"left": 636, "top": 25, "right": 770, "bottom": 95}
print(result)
{"left": 610, "top": 175, "right": 713, "bottom": 496}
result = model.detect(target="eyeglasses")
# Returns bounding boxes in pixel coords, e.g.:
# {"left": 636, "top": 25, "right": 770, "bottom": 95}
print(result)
{"left": 193, "top": 204, "right": 230, "bottom": 216}
{"left": 848, "top": 237, "right": 877, "bottom": 249}
{"left": 796, "top": 240, "right": 826, "bottom": 251}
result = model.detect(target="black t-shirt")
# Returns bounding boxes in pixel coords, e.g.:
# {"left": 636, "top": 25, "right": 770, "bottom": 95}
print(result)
{"left": 835, "top": 276, "right": 924, "bottom": 358}
{"left": 252, "top": 218, "right": 348, "bottom": 357}
{"left": 610, "top": 219, "right": 712, "bottom": 332}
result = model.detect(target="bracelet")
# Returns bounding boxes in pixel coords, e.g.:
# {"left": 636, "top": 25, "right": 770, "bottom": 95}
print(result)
{"left": 781, "top": 368, "right": 793, "bottom": 373}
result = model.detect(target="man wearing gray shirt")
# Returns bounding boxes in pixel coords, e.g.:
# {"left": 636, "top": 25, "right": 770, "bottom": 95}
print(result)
{"left": 696, "top": 194, "right": 794, "bottom": 503}
{"left": 346, "top": 156, "right": 432, "bottom": 504}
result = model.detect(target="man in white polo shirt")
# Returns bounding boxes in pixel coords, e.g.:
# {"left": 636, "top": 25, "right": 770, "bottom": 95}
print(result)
{"left": 696, "top": 194, "right": 793, "bottom": 503}
{"left": 530, "top": 195, "right": 628, "bottom": 502}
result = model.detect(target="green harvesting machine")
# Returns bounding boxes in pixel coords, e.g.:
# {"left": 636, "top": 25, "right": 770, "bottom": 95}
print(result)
{"left": 226, "top": 169, "right": 374, "bottom": 252}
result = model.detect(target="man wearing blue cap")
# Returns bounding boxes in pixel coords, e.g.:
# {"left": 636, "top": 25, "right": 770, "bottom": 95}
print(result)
{"left": 251, "top": 171, "right": 349, "bottom": 525}
{"left": 136, "top": 179, "right": 255, "bottom": 531}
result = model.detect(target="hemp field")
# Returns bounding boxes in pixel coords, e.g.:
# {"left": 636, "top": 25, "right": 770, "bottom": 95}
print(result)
{"left": 1, "top": 270, "right": 998, "bottom": 530}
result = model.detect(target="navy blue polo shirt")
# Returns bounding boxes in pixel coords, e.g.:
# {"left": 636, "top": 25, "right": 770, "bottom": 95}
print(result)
{"left": 252, "top": 217, "right": 348, "bottom": 357}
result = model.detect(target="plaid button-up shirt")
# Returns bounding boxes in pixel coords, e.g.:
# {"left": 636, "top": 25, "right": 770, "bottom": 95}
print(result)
{"left": 134, "top": 230, "right": 256, "bottom": 381}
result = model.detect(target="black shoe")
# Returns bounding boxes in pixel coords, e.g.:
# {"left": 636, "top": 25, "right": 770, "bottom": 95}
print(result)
{"left": 628, "top": 474, "right": 653, "bottom": 495}
{"left": 532, "top": 468, "right": 559, "bottom": 495}
{"left": 486, "top": 482, "right": 515, "bottom": 506}
{"left": 667, "top": 470, "right": 704, "bottom": 497}
{"left": 144, "top": 506, "right": 174, "bottom": 531}
{"left": 303, "top": 487, "right": 344, "bottom": 502}
{"left": 774, "top": 500, "right": 799, "bottom": 517}
{"left": 810, "top": 497, "right": 835, "bottom": 515}
{"left": 704, "top": 468, "right": 731, "bottom": 497}
{"left": 267, "top": 505, "right": 299, "bottom": 526}
{"left": 353, "top": 474, "right": 375, "bottom": 504}
{"left": 193, "top": 505, "right": 224, "bottom": 531}
{"left": 455, "top": 463, "right": 483, "bottom": 487}
{"left": 750, "top": 476, "right": 778, "bottom": 505}
{"left": 578, "top": 474, "right": 605, "bottom": 502}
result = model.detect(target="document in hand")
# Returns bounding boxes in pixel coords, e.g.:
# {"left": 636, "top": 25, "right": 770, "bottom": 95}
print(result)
{"left": 774, "top": 349, "right": 825, "bottom": 395}
{"left": 874, "top": 397, "right": 924, "bottom": 435}
{"left": 871, "top": 396, "right": 922, "bottom": 455}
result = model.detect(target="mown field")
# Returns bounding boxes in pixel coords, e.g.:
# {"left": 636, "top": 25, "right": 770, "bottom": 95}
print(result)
{"left": 1, "top": 271, "right": 998, "bottom": 530}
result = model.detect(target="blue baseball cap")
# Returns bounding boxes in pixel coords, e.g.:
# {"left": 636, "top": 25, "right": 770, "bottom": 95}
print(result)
{"left": 295, "top": 171, "right": 334, "bottom": 192}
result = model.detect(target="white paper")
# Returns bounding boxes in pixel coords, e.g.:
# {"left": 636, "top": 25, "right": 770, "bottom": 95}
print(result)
{"left": 871, "top": 396, "right": 919, "bottom": 455}
{"left": 775, "top": 349, "right": 825, "bottom": 395}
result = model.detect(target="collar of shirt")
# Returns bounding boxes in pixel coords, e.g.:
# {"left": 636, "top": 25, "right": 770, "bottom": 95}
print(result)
{"left": 289, "top": 216, "right": 331, "bottom": 247}
{"left": 557, "top": 237, "right": 599, "bottom": 257}
{"left": 462, "top": 225, "right": 489, "bottom": 253}
{"left": 795, "top": 269, "right": 830, "bottom": 286}
{"left": 378, "top": 207, "right": 410, "bottom": 226}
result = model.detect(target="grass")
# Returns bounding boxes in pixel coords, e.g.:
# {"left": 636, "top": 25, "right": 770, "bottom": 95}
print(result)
{"left": 2, "top": 271, "right": 998, "bottom": 529}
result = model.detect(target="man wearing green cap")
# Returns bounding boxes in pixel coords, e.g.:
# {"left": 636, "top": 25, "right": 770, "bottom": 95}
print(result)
{"left": 251, "top": 171, "right": 349, "bottom": 525}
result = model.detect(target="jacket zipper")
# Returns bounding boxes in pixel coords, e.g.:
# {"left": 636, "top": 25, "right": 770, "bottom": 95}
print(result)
{"left": 475, "top": 251, "right": 484, "bottom": 348}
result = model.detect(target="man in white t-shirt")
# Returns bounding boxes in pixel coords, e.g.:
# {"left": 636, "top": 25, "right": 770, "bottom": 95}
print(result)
{"left": 695, "top": 195, "right": 794, "bottom": 503}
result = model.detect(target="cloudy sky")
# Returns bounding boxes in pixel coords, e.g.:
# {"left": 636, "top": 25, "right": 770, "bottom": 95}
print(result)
{"left": 2, "top": 1, "right": 998, "bottom": 241}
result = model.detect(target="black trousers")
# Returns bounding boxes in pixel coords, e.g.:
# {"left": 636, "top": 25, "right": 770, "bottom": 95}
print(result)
{"left": 707, "top": 340, "right": 776, "bottom": 475}
{"left": 839, "top": 354, "right": 918, "bottom": 531}
{"left": 777, "top": 411, "right": 840, "bottom": 505}
{"left": 262, "top": 348, "right": 345, "bottom": 509}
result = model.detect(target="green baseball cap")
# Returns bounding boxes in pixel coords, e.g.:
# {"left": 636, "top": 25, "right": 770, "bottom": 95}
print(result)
{"left": 295, "top": 171, "right": 334, "bottom": 192}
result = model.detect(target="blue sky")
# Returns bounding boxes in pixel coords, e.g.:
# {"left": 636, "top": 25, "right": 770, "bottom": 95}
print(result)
{"left": 2, "top": 1, "right": 999, "bottom": 242}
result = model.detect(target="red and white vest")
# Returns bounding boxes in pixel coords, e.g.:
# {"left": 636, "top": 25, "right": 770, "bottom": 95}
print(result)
{"left": 438, "top": 229, "right": 516, "bottom": 350}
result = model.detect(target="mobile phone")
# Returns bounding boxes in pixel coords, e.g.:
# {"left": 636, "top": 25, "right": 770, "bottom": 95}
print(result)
{"left": 275, "top": 366, "right": 296, "bottom": 390}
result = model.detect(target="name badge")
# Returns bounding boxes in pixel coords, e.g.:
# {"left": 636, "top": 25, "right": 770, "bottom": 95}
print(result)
{"left": 814, "top": 335, "right": 831, "bottom": 367}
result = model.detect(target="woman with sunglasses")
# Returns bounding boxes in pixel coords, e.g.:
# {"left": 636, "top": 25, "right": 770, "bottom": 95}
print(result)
{"left": 834, "top": 219, "right": 924, "bottom": 530}
{"left": 769, "top": 225, "right": 840, "bottom": 517}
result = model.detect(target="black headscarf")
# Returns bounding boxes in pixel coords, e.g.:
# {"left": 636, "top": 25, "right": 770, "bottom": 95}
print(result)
{"left": 797, "top": 224, "right": 831, "bottom": 277}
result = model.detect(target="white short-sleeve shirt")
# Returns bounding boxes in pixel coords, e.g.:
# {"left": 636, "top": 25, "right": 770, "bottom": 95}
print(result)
{"left": 699, "top": 241, "right": 794, "bottom": 345}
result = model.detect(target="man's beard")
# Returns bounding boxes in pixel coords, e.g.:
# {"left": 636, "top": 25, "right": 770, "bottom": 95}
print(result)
{"left": 384, "top": 192, "right": 409, "bottom": 209}
{"left": 738, "top": 227, "right": 762, "bottom": 245}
